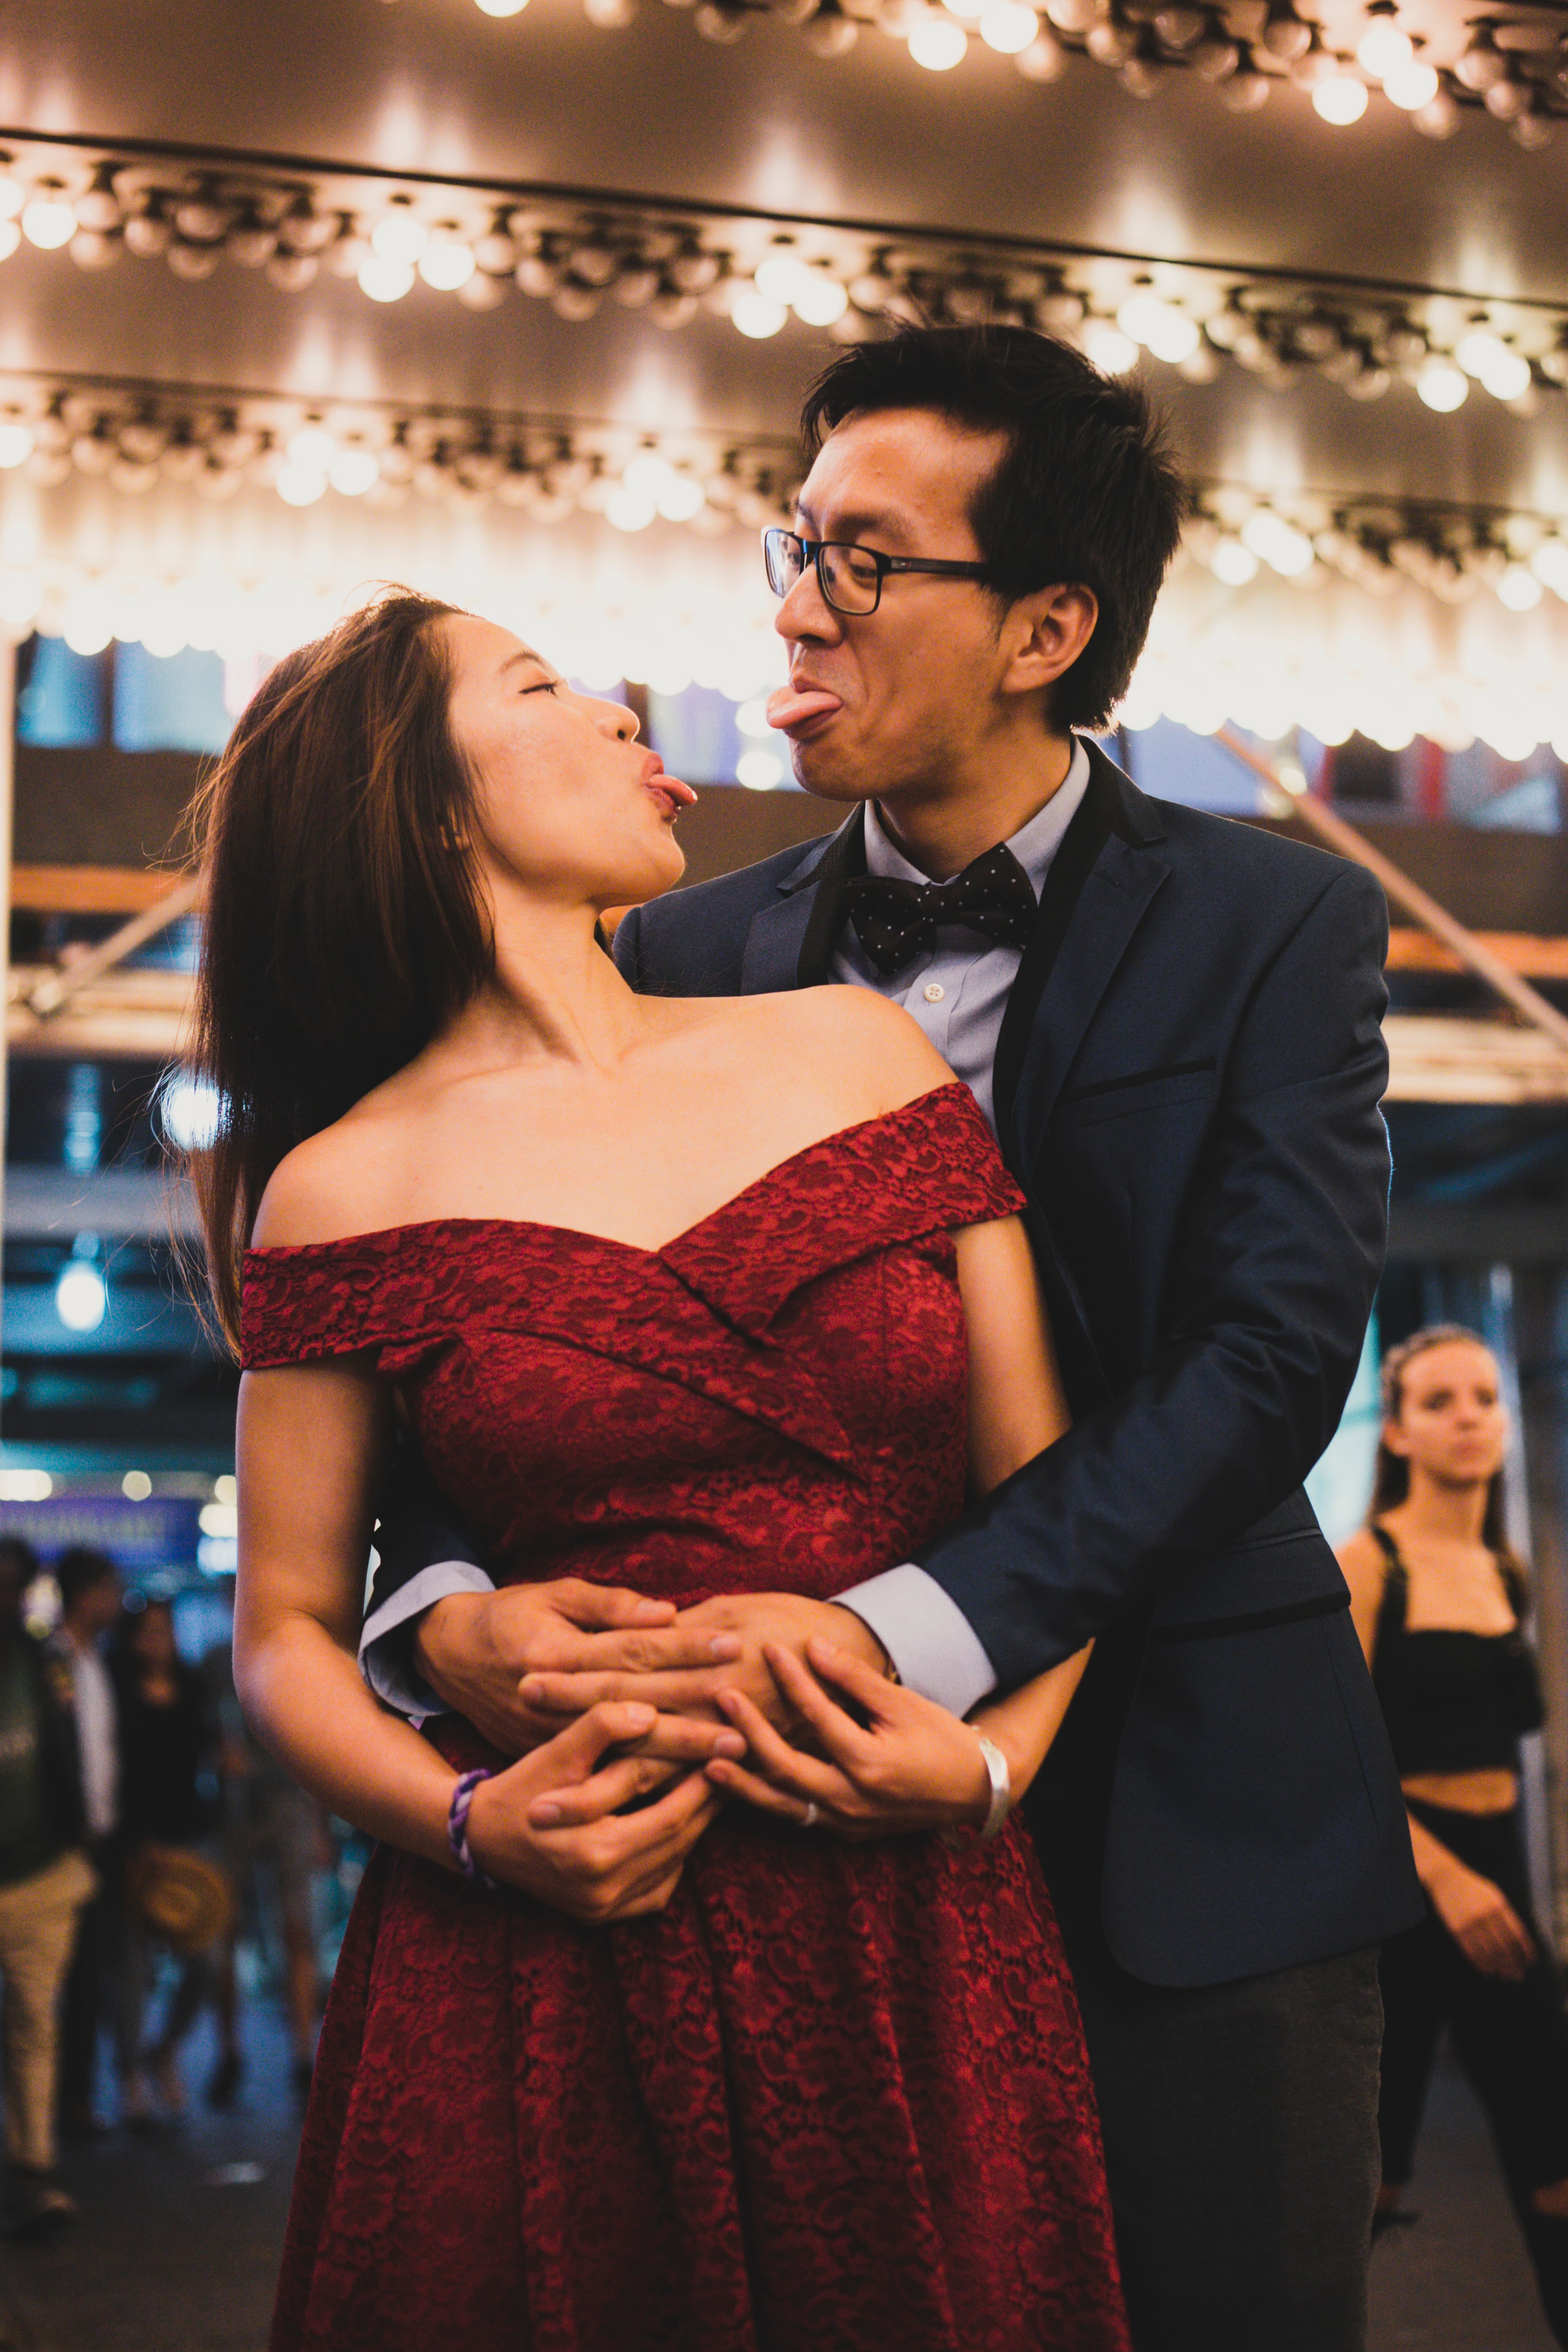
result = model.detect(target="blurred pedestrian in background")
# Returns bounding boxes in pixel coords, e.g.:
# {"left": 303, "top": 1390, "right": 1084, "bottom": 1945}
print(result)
{"left": 202, "top": 1592, "right": 327, "bottom": 2108}
{"left": 115, "top": 1596, "right": 238, "bottom": 2125}
{"left": 0, "top": 1536, "right": 93, "bottom": 2237}
{"left": 53, "top": 1546, "right": 122, "bottom": 2140}
{"left": 1340, "top": 1325, "right": 1568, "bottom": 2348}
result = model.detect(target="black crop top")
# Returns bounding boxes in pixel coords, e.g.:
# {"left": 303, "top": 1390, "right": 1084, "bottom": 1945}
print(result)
{"left": 1370, "top": 1525, "right": 1544, "bottom": 1776}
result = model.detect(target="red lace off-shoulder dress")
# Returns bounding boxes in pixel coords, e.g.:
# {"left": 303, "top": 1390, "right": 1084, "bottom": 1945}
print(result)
{"left": 242, "top": 1082, "right": 1128, "bottom": 2352}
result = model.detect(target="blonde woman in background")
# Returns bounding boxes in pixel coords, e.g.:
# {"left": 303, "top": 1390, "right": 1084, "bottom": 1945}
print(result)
{"left": 1339, "top": 1324, "right": 1568, "bottom": 2345}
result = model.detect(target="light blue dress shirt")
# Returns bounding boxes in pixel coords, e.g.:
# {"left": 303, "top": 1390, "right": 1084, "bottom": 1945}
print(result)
{"left": 826, "top": 743, "right": 1089, "bottom": 1717}
{"left": 361, "top": 745, "right": 1091, "bottom": 1721}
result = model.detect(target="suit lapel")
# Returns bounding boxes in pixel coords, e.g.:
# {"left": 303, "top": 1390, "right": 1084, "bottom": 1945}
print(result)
{"left": 995, "top": 743, "right": 1171, "bottom": 1167}
{"left": 739, "top": 806, "right": 866, "bottom": 994}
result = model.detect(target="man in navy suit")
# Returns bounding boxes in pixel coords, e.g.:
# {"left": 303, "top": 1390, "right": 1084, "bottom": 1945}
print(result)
{"left": 363, "top": 326, "right": 1420, "bottom": 2348}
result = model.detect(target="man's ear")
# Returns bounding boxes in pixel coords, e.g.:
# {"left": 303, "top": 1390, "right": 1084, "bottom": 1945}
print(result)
{"left": 998, "top": 584, "right": 1098, "bottom": 701}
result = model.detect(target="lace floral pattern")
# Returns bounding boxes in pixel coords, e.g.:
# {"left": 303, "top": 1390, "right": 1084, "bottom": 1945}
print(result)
{"left": 249, "top": 1084, "right": 1129, "bottom": 2351}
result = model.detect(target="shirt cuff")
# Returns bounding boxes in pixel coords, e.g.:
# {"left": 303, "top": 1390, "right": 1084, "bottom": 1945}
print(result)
{"left": 359, "top": 1560, "right": 498, "bottom": 1720}
{"left": 835, "top": 1563, "right": 998, "bottom": 1717}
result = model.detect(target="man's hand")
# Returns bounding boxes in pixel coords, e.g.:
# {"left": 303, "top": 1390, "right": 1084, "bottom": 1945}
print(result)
{"left": 703, "top": 1638, "right": 993, "bottom": 1842}
{"left": 413, "top": 1581, "right": 748, "bottom": 1760}
{"left": 513, "top": 1592, "right": 891, "bottom": 1740}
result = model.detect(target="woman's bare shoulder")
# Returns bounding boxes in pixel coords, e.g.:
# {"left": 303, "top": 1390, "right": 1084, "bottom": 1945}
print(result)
{"left": 1336, "top": 1526, "right": 1390, "bottom": 1587}
{"left": 249, "top": 1091, "right": 412, "bottom": 1251}
{"left": 749, "top": 985, "right": 955, "bottom": 1111}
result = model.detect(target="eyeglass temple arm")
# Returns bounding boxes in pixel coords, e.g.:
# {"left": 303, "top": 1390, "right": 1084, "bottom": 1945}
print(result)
{"left": 882, "top": 555, "right": 991, "bottom": 578}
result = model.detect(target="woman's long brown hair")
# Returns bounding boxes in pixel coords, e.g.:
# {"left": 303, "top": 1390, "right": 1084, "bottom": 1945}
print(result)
{"left": 1368, "top": 1322, "right": 1527, "bottom": 1592}
{"left": 183, "top": 590, "right": 492, "bottom": 1348}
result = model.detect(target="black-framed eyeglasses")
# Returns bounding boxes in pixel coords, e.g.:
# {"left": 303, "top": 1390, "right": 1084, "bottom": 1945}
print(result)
{"left": 762, "top": 528, "right": 991, "bottom": 617}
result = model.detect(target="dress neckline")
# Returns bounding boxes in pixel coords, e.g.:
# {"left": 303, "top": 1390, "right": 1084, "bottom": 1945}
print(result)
{"left": 245, "top": 1079, "right": 973, "bottom": 1268}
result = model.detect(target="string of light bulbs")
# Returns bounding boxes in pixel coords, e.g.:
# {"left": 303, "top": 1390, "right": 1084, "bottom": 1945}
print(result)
{"left": 1, "top": 138, "right": 1566, "bottom": 419}
{"left": 2, "top": 523, "right": 1565, "bottom": 762}
{"left": 10, "top": 373, "right": 1568, "bottom": 623}
{"left": 0, "top": 372, "right": 800, "bottom": 535}
{"left": 468, "top": 0, "right": 1568, "bottom": 142}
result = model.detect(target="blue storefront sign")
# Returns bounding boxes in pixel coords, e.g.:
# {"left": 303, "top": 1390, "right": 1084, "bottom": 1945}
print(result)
{"left": 0, "top": 1496, "right": 203, "bottom": 1573}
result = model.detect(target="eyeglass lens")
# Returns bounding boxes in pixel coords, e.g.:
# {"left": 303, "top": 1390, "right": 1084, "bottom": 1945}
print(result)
{"left": 764, "top": 532, "right": 881, "bottom": 615}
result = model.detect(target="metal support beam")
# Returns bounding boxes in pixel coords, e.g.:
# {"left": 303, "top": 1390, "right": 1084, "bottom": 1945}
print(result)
{"left": 1218, "top": 730, "right": 1568, "bottom": 1059}
{"left": 20, "top": 873, "right": 200, "bottom": 1022}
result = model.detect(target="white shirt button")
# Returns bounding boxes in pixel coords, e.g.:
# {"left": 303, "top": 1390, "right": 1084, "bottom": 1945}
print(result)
{"left": 923, "top": 982, "right": 945, "bottom": 1004}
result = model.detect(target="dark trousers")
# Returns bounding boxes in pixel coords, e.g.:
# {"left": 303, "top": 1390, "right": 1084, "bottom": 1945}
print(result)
{"left": 58, "top": 1836, "right": 119, "bottom": 2124}
{"left": 1064, "top": 1927, "right": 1383, "bottom": 2352}
{"left": 1380, "top": 1801, "right": 1568, "bottom": 2348}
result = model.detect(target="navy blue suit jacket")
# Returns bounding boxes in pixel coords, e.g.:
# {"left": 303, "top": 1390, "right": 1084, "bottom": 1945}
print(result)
{"left": 613, "top": 741, "right": 1422, "bottom": 1986}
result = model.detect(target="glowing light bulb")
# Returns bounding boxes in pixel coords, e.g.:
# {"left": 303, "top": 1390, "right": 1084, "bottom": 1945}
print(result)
{"left": 1312, "top": 71, "right": 1369, "bottom": 122}
{"left": 1355, "top": 12, "right": 1411, "bottom": 78}
{"left": 605, "top": 482, "right": 658, "bottom": 531}
{"left": 61, "top": 586, "right": 115, "bottom": 655}
{"left": 1116, "top": 292, "right": 1199, "bottom": 364}
{"left": 1529, "top": 540, "right": 1568, "bottom": 600}
{"left": 1475, "top": 345, "right": 1532, "bottom": 402}
{"left": 1497, "top": 564, "right": 1544, "bottom": 612}
{"left": 276, "top": 464, "right": 329, "bottom": 506}
{"left": 0, "top": 175, "right": 22, "bottom": 223}
{"left": 731, "top": 290, "right": 789, "bottom": 339}
{"left": 1210, "top": 537, "right": 1260, "bottom": 586}
{"left": 55, "top": 1261, "right": 107, "bottom": 1333}
{"left": 0, "top": 571, "right": 43, "bottom": 630}
{"left": 419, "top": 237, "right": 476, "bottom": 291}
{"left": 1241, "top": 511, "right": 1315, "bottom": 577}
{"left": 1082, "top": 321, "right": 1139, "bottom": 374}
{"left": 371, "top": 210, "right": 428, "bottom": 267}
{"left": 0, "top": 422, "right": 33, "bottom": 468}
{"left": 655, "top": 473, "right": 706, "bottom": 522}
{"left": 358, "top": 253, "right": 416, "bottom": 303}
{"left": 122, "top": 1472, "right": 152, "bottom": 1501}
{"left": 160, "top": 1074, "right": 225, "bottom": 1150}
{"left": 287, "top": 425, "right": 337, "bottom": 472}
{"left": 792, "top": 274, "right": 849, "bottom": 326}
{"left": 754, "top": 254, "right": 807, "bottom": 305}
{"left": 980, "top": 1, "right": 1040, "bottom": 51}
{"left": 476, "top": 0, "right": 529, "bottom": 15}
{"left": 908, "top": 15, "right": 969, "bottom": 67}
{"left": 329, "top": 448, "right": 381, "bottom": 496}
{"left": 1381, "top": 56, "right": 1437, "bottom": 107}
{"left": 1416, "top": 359, "right": 1468, "bottom": 412}
{"left": 737, "top": 749, "right": 785, "bottom": 789}
{"left": 21, "top": 192, "right": 76, "bottom": 249}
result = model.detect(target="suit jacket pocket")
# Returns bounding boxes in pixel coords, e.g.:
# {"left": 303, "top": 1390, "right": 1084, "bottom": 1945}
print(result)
{"left": 1053, "top": 1059, "right": 1216, "bottom": 1132}
{"left": 1147, "top": 1502, "right": 1349, "bottom": 1641}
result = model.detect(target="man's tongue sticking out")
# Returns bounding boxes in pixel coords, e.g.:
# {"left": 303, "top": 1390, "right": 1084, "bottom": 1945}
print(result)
{"left": 766, "top": 684, "right": 843, "bottom": 732}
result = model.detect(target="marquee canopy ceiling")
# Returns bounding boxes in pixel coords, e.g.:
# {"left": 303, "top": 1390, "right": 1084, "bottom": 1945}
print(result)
{"left": 4, "top": 0, "right": 1568, "bottom": 749}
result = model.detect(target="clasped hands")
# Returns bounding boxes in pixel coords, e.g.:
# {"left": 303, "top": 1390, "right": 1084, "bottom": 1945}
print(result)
{"left": 421, "top": 1580, "right": 996, "bottom": 1924}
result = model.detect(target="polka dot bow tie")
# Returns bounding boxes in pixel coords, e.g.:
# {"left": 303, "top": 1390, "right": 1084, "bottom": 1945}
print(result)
{"left": 841, "top": 845, "right": 1038, "bottom": 978}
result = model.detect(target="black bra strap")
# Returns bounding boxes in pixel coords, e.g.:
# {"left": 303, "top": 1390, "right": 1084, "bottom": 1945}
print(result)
{"left": 1369, "top": 1522, "right": 1408, "bottom": 1655}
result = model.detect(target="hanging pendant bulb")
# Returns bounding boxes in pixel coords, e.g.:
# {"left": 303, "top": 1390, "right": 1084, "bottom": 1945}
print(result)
{"left": 1355, "top": 2, "right": 1411, "bottom": 79}
{"left": 1219, "top": 40, "right": 1272, "bottom": 104}
{"left": 1453, "top": 21, "right": 1505, "bottom": 90}
{"left": 1258, "top": 0, "right": 1311, "bottom": 64}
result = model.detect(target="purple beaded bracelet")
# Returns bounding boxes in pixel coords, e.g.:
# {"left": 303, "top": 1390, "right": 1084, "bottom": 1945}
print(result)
{"left": 448, "top": 1766, "right": 498, "bottom": 1890}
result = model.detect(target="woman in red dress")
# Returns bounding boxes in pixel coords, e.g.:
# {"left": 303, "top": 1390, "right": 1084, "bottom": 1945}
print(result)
{"left": 196, "top": 590, "right": 1129, "bottom": 2351}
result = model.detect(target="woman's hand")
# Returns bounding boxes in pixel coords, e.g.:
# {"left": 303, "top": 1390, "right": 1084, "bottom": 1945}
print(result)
{"left": 1428, "top": 1855, "right": 1535, "bottom": 1979}
{"left": 702, "top": 1638, "right": 992, "bottom": 1842}
{"left": 465, "top": 1701, "right": 731, "bottom": 1923}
